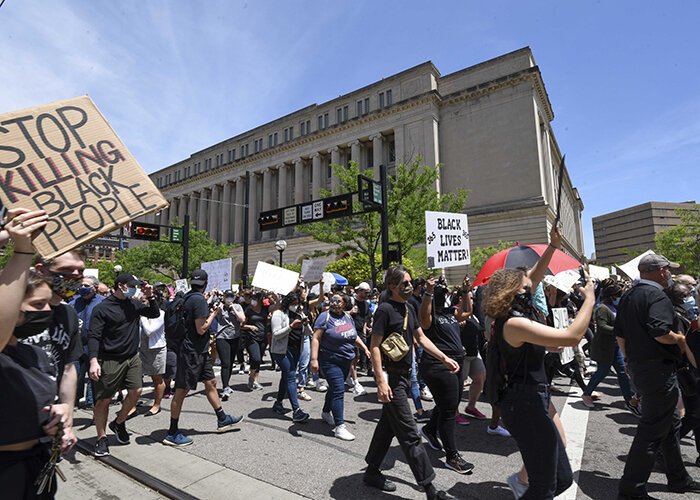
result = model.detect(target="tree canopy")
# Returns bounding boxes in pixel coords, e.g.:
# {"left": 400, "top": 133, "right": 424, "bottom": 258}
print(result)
{"left": 654, "top": 206, "right": 700, "bottom": 276}
{"left": 298, "top": 159, "right": 468, "bottom": 284}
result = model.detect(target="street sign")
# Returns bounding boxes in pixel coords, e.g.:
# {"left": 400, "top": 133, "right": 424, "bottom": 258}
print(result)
{"left": 170, "top": 227, "right": 183, "bottom": 243}
{"left": 259, "top": 193, "right": 353, "bottom": 232}
{"left": 358, "top": 174, "right": 382, "bottom": 209}
{"left": 132, "top": 221, "right": 161, "bottom": 241}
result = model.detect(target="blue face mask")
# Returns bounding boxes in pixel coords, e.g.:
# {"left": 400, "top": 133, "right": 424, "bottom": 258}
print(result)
{"left": 532, "top": 282, "right": 549, "bottom": 317}
{"left": 682, "top": 296, "right": 698, "bottom": 320}
{"left": 78, "top": 286, "right": 93, "bottom": 298}
{"left": 124, "top": 287, "right": 137, "bottom": 299}
{"left": 612, "top": 297, "right": 621, "bottom": 307}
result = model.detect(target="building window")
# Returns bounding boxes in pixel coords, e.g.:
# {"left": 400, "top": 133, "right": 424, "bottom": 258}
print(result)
{"left": 318, "top": 113, "right": 329, "bottom": 130}
{"left": 268, "top": 133, "right": 278, "bottom": 148}
{"left": 240, "top": 144, "right": 249, "bottom": 158}
{"left": 364, "top": 97, "right": 369, "bottom": 114}
{"left": 228, "top": 149, "right": 236, "bottom": 162}
{"left": 254, "top": 138, "right": 264, "bottom": 153}
{"left": 336, "top": 105, "right": 349, "bottom": 124}
{"left": 357, "top": 98, "right": 370, "bottom": 116}
{"left": 300, "top": 119, "right": 311, "bottom": 136}
{"left": 386, "top": 89, "right": 392, "bottom": 106}
{"left": 284, "top": 126, "right": 294, "bottom": 142}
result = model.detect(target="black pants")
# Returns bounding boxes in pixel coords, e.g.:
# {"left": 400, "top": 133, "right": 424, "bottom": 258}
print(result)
{"left": 216, "top": 337, "right": 241, "bottom": 388}
{"left": 501, "top": 384, "right": 572, "bottom": 499}
{"left": 245, "top": 336, "right": 266, "bottom": 371}
{"left": 365, "top": 372, "right": 435, "bottom": 486}
{"left": 0, "top": 445, "right": 55, "bottom": 499}
{"left": 619, "top": 360, "right": 691, "bottom": 496}
{"left": 680, "top": 389, "right": 700, "bottom": 455}
{"left": 545, "top": 353, "right": 586, "bottom": 391}
{"left": 419, "top": 359, "right": 464, "bottom": 457}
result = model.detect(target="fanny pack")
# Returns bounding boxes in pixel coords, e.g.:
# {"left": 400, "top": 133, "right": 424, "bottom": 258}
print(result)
{"left": 381, "top": 310, "right": 410, "bottom": 362}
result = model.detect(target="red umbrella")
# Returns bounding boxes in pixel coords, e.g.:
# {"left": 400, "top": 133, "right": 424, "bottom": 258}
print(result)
{"left": 473, "top": 244, "right": 582, "bottom": 287}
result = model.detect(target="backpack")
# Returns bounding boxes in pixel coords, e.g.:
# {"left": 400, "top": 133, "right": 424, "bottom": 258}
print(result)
{"left": 165, "top": 294, "right": 191, "bottom": 349}
{"left": 484, "top": 318, "right": 508, "bottom": 404}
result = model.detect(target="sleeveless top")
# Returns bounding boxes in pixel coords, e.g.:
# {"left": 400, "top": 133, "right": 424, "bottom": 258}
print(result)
{"left": 496, "top": 307, "right": 547, "bottom": 386}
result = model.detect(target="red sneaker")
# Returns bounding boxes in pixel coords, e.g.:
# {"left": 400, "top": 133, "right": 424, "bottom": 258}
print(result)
{"left": 464, "top": 407, "right": 488, "bottom": 420}
{"left": 455, "top": 414, "right": 470, "bottom": 426}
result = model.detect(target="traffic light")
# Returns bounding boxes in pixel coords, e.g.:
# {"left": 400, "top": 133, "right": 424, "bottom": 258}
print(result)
{"left": 132, "top": 222, "right": 161, "bottom": 241}
{"left": 322, "top": 193, "right": 353, "bottom": 220}
{"left": 258, "top": 211, "right": 282, "bottom": 231}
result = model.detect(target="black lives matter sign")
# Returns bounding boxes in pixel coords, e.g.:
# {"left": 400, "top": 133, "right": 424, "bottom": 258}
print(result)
{"left": 0, "top": 96, "right": 167, "bottom": 259}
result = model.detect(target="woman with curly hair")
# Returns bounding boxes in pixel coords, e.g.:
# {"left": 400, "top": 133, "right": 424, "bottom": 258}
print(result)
{"left": 581, "top": 278, "right": 639, "bottom": 413}
{"left": 482, "top": 226, "right": 594, "bottom": 499}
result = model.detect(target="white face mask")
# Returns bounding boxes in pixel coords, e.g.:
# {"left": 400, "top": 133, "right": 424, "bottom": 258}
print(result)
{"left": 289, "top": 304, "right": 298, "bottom": 313}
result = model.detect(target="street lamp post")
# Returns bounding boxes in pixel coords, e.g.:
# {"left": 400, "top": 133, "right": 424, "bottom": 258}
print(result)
{"left": 275, "top": 240, "right": 287, "bottom": 267}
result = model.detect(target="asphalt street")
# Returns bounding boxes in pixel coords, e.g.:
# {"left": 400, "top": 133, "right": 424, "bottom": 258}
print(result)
{"left": 65, "top": 361, "right": 700, "bottom": 500}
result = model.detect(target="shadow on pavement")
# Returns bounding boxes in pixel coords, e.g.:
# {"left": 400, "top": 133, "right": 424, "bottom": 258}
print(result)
{"left": 449, "top": 480, "right": 513, "bottom": 500}
{"left": 605, "top": 411, "right": 640, "bottom": 426}
{"left": 328, "top": 472, "right": 419, "bottom": 500}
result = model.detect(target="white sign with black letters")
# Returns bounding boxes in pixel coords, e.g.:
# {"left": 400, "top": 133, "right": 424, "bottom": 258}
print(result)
{"left": 425, "top": 211, "right": 470, "bottom": 269}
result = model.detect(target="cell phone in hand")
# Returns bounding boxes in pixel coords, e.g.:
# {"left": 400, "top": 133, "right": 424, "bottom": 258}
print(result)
{"left": 578, "top": 267, "right": 587, "bottom": 286}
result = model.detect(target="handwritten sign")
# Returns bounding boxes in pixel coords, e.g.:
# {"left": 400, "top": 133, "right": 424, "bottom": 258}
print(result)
{"left": 425, "top": 211, "right": 470, "bottom": 269}
{"left": 301, "top": 258, "right": 330, "bottom": 283}
{"left": 588, "top": 264, "right": 610, "bottom": 281}
{"left": 0, "top": 96, "right": 167, "bottom": 259}
{"left": 174, "top": 279, "right": 189, "bottom": 294}
{"left": 201, "top": 258, "right": 232, "bottom": 292}
{"left": 251, "top": 261, "right": 299, "bottom": 295}
{"left": 543, "top": 269, "right": 580, "bottom": 293}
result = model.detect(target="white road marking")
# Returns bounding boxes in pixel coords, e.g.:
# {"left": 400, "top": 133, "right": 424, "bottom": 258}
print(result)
{"left": 556, "top": 385, "right": 590, "bottom": 500}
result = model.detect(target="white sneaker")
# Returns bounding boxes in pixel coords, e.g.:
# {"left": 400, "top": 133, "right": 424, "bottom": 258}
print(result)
{"left": 223, "top": 387, "right": 233, "bottom": 396}
{"left": 334, "top": 424, "right": 355, "bottom": 441}
{"left": 353, "top": 381, "right": 366, "bottom": 396}
{"left": 487, "top": 425, "right": 511, "bottom": 437}
{"left": 315, "top": 380, "right": 328, "bottom": 393}
{"left": 345, "top": 375, "right": 355, "bottom": 389}
{"left": 420, "top": 387, "right": 434, "bottom": 402}
{"left": 507, "top": 472, "right": 528, "bottom": 498}
{"left": 321, "top": 411, "right": 335, "bottom": 425}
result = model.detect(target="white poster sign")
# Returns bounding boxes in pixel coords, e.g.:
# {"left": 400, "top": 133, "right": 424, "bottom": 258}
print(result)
{"left": 618, "top": 250, "right": 655, "bottom": 281}
{"left": 425, "top": 211, "right": 470, "bottom": 269}
{"left": 301, "top": 258, "right": 330, "bottom": 283}
{"left": 175, "top": 279, "right": 189, "bottom": 294}
{"left": 252, "top": 261, "right": 300, "bottom": 295}
{"left": 201, "top": 258, "right": 232, "bottom": 292}
{"left": 84, "top": 268, "right": 99, "bottom": 280}
{"left": 542, "top": 269, "right": 580, "bottom": 293}
{"left": 552, "top": 307, "right": 574, "bottom": 364}
{"left": 588, "top": 264, "right": 610, "bottom": 281}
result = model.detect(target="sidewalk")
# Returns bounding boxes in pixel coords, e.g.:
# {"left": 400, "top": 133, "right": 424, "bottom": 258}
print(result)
{"left": 70, "top": 409, "right": 309, "bottom": 500}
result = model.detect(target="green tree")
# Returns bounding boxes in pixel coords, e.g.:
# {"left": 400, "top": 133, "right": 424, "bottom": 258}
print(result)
{"left": 0, "top": 241, "right": 15, "bottom": 270}
{"left": 654, "top": 206, "right": 700, "bottom": 275}
{"left": 115, "top": 224, "right": 234, "bottom": 282}
{"left": 469, "top": 240, "right": 514, "bottom": 278}
{"left": 326, "top": 253, "right": 416, "bottom": 288}
{"left": 298, "top": 159, "right": 468, "bottom": 285}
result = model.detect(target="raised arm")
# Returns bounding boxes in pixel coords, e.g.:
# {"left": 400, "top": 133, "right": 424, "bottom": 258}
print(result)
{"left": 528, "top": 225, "right": 562, "bottom": 291}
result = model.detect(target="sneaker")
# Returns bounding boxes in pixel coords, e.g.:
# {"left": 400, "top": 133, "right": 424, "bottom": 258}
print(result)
{"left": 94, "top": 436, "right": 110, "bottom": 457}
{"left": 455, "top": 414, "right": 470, "bottom": 426}
{"left": 420, "top": 425, "right": 443, "bottom": 451}
{"left": 305, "top": 379, "right": 317, "bottom": 389}
{"left": 445, "top": 453, "right": 474, "bottom": 474}
{"left": 241, "top": 364, "right": 249, "bottom": 374}
{"left": 625, "top": 401, "right": 642, "bottom": 417}
{"left": 353, "top": 381, "right": 366, "bottom": 396}
{"left": 507, "top": 472, "right": 528, "bottom": 498}
{"left": 414, "top": 410, "right": 432, "bottom": 423}
{"left": 487, "top": 425, "right": 511, "bottom": 437}
{"left": 420, "top": 386, "right": 434, "bottom": 401}
{"left": 292, "top": 408, "right": 310, "bottom": 423}
{"left": 248, "top": 380, "right": 263, "bottom": 391}
{"left": 163, "top": 433, "right": 193, "bottom": 447}
{"left": 272, "top": 400, "right": 286, "bottom": 415}
{"left": 108, "top": 419, "right": 129, "bottom": 444}
{"left": 464, "top": 406, "right": 488, "bottom": 420}
{"left": 668, "top": 479, "right": 700, "bottom": 493}
{"left": 582, "top": 395, "right": 595, "bottom": 408}
{"left": 591, "top": 391, "right": 603, "bottom": 400}
{"left": 345, "top": 375, "right": 355, "bottom": 389}
{"left": 217, "top": 414, "right": 244, "bottom": 432}
{"left": 334, "top": 424, "right": 355, "bottom": 441}
{"left": 315, "top": 380, "right": 328, "bottom": 392}
{"left": 297, "top": 390, "right": 312, "bottom": 401}
{"left": 363, "top": 470, "right": 397, "bottom": 492}
{"left": 321, "top": 411, "right": 335, "bottom": 425}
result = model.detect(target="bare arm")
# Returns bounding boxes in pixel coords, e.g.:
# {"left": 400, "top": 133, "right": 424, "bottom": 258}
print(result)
{"left": 195, "top": 308, "right": 219, "bottom": 336}
{"left": 310, "top": 328, "right": 323, "bottom": 372}
{"left": 419, "top": 277, "right": 435, "bottom": 331}
{"left": 528, "top": 225, "right": 562, "bottom": 290}
{"left": 414, "top": 327, "right": 459, "bottom": 373}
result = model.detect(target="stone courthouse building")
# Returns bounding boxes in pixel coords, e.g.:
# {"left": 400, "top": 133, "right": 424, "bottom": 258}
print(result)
{"left": 147, "top": 47, "right": 584, "bottom": 281}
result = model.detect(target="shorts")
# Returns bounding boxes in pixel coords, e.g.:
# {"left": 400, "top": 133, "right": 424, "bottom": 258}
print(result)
{"left": 165, "top": 350, "right": 178, "bottom": 379}
{"left": 140, "top": 346, "right": 167, "bottom": 377}
{"left": 463, "top": 354, "right": 485, "bottom": 377}
{"left": 175, "top": 349, "right": 216, "bottom": 390}
{"left": 94, "top": 354, "right": 142, "bottom": 401}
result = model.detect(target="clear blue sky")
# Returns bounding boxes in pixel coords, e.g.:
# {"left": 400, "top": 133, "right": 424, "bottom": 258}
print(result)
{"left": 1, "top": 1, "right": 698, "bottom": 256}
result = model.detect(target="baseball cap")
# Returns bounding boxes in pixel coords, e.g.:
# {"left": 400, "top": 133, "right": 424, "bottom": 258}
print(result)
{"left": 115, "top": 273, "right": 142, "bottom": 287}
{"left": 190, "top": 269, "right": 208, "bottom": 286}
{"left": 638, "top": 254, "right": 680, "bottom": 273}
{"left": 356, "top": 282, "right": 371, "bottom": 291}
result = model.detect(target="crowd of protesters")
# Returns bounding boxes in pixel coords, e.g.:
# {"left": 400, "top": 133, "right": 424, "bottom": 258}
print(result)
{"left": 2, "top": 209, "right": 700, "bottom": 500}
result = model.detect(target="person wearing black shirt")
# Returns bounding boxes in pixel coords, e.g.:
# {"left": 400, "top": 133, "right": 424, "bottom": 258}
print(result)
{"left": 88, "top": 273, "right": 160, "bottom": 457}
{"left": 242, "top": 291, "right": 270, "bottom": 391}
{"left": 163, "top": 269, "right": 243, "bottom": 448}
{"left": 418, "top": 276, "right": 473, "bottom": 475}
{"left": 615, "top": 254, "right": 700, "bottom": 498}
{"left": 482, "top": 226, "right": 589, "bottom": 500}
{"left": 364, "top": 266, "right": 459, "bottom": 500}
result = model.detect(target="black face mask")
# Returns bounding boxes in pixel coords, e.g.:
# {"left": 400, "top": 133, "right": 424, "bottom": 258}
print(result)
{"left": 49, "top": 271, "right": 82, "bottom": 300}
{"left": 14, "top": 310, "right": 54, "bottom": 339}
{"left": 512, "top": 287, "right": 533, "bottom": 315}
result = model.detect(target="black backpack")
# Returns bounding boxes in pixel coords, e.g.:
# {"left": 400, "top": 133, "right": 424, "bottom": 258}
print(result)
{"left": 165, "top": 295, "right": 190, "bottom": 349}
{"left": 484, "top": 318, "right": 511, "bottom": 405}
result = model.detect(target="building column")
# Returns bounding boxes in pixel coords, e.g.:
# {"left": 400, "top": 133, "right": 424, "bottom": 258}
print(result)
{"left": 177, "top": 195, "right": 186, "bottom": 223}
{"left": 186, "top": 193, "right": 195, "bottom": 220}
{"left": 234, "top": 177, "right": 244, "bottom": 244}
{"left": 197, "top": 190, "right": 207, "bottom": 231}
{"left": 294, "top": 158, "right": 304, "bottom": 205}
{"left": 311, "top": 153, "right": 322, "bottom": 200}
{"left": 423, "top": 117, "right": 440, "bottom": 170}
{"left": 277, "top": 164, "right": 289, "bottom": 236}
{"left": 161, "top": 202, "right": 170, "bottom": 226}
{"left": 248, "top": 172, "right": 259, "bottom": 241}
{"left": 350, "top": 140, "right": 361, "bottom": 166}
{"left": 221, "top": 181, "right": 232, "bottom": 244}
{"left": 394, "top": 125, "right": 405, "bottom": 166}
{"left": 371, "top": 134, "right": 383, "bottom": 180}
{"left": 209, "top": 184, "right": 219, "bottom": 242}
{"left": 328, "top": 146, "right": 340, "bottom": 192}
{"left": 263, "top": 168, "right": 274, "bottom": 211}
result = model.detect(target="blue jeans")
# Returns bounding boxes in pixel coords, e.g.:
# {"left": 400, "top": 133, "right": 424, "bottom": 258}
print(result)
{"left": 77, "top": 351, "right": 94, "bottom": 406}
{"left": 410, "top": 349, "right": 423, "bottom": 411}
{"left": 501, "top": 384, "right": 573, "bottom": 499}
{"left": 273, "top": 349, "right": 301, "bottom": 411}
{"left": 584, "top": 346, "right": 632, "bottom": 400}
{"left": 319, "top": 351, "right": 352, "bottom": 426}
{"left": 297, "top": 336, "right": 320, "bottom": 388}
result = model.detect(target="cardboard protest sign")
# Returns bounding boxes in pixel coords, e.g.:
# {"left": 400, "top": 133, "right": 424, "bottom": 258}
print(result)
{"left": 174, "top": 279, "right": 189, "bottom": 294}
{"left": 588, "top": 264, "right": 610, "bottom": 281}
{"left": 551, "top": 307, "right": 575, "bottom": 364}
{"left": 301, "top": 258, "right": 330, "bottom": 283}
{"left": 542, "top": 269, "right": 580, "bottom": 293}
{"left": 201, "top": 258, "right": 232, "bottom": 292}
{"left": 251, "top": 261, "right": 299, "bottom": 295}
{"left": 0, "top": 96, "right": 168, "bottom": 259}
{"left": 425, "top": 211, "right": 470, "bottom": 269}
{"left": 618, "top": 250, "right": 655, "bottom": 281}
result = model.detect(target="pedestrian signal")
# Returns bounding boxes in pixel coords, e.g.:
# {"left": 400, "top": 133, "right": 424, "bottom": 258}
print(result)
{"left": 132, "top": 222, "right": 161, "bottom": 241}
